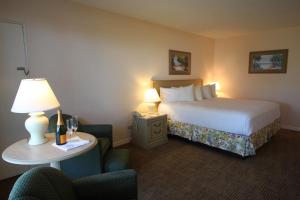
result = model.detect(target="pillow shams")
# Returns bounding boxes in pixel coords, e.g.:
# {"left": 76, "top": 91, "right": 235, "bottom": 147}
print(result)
{"left": 160, "top": 85, "right": 194, "bottom": 102}
{"left": 210, "top": 84, "right": 217, "bottom": 97}
{"left": 160, "top": 87, "right": 178, "bottom": 102}
{"left": 194, "top": 85, "right": 204, "bottom": 100}
{"left": 201, "top": 85, "right": 213, "bottom": 99}
{"left": 195, "top": 84, "right": 218, "bottom": 100}
{"left": 179, "top": 85, "right": 194, "bottom": 101}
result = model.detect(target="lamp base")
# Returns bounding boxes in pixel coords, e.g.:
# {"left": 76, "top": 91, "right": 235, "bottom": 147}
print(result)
{"left": 25, "top": 112, "right": 49, "bottom": 145}
{"left": 147, "top": 103, "right": 157, "bottom": 114}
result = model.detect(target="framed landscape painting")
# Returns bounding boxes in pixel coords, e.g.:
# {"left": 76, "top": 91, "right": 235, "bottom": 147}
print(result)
{"left": 249, "top": 49, "right": 288, "bottom": 74}
{"left": 169, "top": 50, "right": 191, "bottom": 75}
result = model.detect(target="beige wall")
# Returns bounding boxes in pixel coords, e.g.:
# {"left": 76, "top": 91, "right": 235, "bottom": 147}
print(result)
{"left": 0, "top": 0, "right": 214, "bottom": 178}
{"left": 214, "top": 27, "right": 300, "bottom": 130}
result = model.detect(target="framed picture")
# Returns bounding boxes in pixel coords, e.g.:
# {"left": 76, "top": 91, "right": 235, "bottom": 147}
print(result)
{"left": 169, "top": 50, "right": 191, "bottom": 75}
{"left": 249, "top": 49, "right": 288, "bottom": 74}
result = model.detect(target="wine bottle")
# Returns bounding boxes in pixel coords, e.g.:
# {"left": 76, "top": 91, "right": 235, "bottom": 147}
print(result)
{"left": 56, "top": 109, "right": 67, "bottom": 145}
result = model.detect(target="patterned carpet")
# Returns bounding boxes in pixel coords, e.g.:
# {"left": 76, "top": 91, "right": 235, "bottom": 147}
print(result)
{"left": 129, "top": 129, "right": 300, "bottom": 200}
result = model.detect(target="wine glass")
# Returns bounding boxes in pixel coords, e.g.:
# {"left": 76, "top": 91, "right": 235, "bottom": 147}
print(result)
{"left": 71, "top": 116, "right": 79, "bottom": 135}
{"left": 66, "top": 119, "right": 73, "bottom": 138}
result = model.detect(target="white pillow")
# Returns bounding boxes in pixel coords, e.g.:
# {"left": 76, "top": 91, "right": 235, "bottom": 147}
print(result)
{"left": 160, "top": 85, "right": 194, "bottom": 102}
{"left": 178, "top": 85, "right": 194, "bottom": 101}
{"left": 194, "top": 85, "right": 204, "bottom": 100}
{"left": 202, "top": 85, "right": 213, "bottom": 99}
{"left": 210, "top": 84, "right": 217, "bottom": 97}
{"left": 160, "top": 87, "right": 178, "bottom": 102}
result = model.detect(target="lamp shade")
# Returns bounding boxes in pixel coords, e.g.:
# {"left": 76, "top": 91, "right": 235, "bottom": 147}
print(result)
{"left": 210, "top": 81, "right": 221, "bottom": 91}
{"left": 11, "top": 78, "right": 60, "bottom": 113}
{"left": 144, "top": 88, "right": 161, "bottom": 103}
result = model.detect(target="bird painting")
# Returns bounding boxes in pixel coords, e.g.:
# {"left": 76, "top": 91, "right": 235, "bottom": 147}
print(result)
{"left": 169, "top": 50, "right": 191, "bottom": 75}
{"left": 173, "top": 55, "right": 185, "bottom": 71}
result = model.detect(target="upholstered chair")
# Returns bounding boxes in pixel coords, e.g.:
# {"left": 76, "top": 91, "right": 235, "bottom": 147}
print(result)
{"left": 48, "top": 114, "right": 129, "bottom": 179}
{"left": 9, "top": 167, "right": 137, "bottom": 200}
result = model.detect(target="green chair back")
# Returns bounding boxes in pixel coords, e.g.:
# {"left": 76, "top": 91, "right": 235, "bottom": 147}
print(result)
{"left": 9, "top": 167, "right": 77, "bottom": 200}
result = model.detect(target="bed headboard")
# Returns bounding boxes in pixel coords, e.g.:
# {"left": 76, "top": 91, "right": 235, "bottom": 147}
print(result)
{"left": 153, "top": 79, "right": 203, "bottom": 95}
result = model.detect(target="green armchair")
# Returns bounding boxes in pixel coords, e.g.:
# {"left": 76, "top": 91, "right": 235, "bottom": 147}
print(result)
{"left": 9, "top": 167, "right": 137, "bottom": 200}
{"left": 48, "top": 114, "right": 129, "bottom": 179}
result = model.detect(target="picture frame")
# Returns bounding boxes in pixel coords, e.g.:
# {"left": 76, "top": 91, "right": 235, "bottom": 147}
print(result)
{"left": 169, "top": 50, "right": 191, "bottom": 75}
{"left": 249, "top": 49, "right": 288, "bottom": 74}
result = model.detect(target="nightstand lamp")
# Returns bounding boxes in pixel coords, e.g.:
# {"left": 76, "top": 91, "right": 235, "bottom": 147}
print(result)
{"left": 144, "top": 88, "right": 160, "bottom": 113}
{"left": 210, "top": 81, "right": 221, "bottom": 91}
{"left": 11, "top": 79, "right": 60, "bottom": 145}
{"left": 210, "top": 81, "right": 221, "bottom": 97}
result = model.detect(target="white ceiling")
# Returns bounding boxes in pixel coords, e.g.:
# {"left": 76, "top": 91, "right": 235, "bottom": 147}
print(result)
{"left": 74, "top": 0, "right": 300, "bottom": 38}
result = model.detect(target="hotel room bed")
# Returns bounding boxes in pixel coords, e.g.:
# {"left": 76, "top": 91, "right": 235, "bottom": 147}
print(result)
{"left": 159, "top": 98, "right": 280, "bottom": 156}
{"left": 153, "top": 79, "right": 280, "bottom": 157}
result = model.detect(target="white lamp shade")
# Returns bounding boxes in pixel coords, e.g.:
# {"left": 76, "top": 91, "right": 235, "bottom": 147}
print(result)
{"left": 144, "top": 88, "right": 161, "bottom": 103}
{"left": 210, "top": 81, "right": 221, "bottom": 91}
{"left": 11, "top": 78, "right": 60, "bottom": 113}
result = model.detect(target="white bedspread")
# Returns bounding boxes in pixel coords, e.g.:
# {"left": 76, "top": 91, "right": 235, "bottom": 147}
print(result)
{"left": 158, "top": 98, "right": 280, "bottom": 136}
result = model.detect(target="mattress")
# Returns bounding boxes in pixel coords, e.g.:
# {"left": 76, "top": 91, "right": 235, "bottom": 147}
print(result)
{"left": 158, "top": 98, "right": 280, "bottom": 136}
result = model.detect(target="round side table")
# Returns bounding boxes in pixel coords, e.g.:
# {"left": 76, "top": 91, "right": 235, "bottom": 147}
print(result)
{"left": 2, "top": 132, "right": 97, "bottom": 169}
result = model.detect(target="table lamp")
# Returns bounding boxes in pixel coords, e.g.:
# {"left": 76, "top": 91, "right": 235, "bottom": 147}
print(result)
{"left": 11, "top": 78, "right": 60, "bottom": 145}
{"left": 210, "top": 81, "right": 221, "bottom": 91}
{"left": 210, "top": 81, "right": 221, "bottom": 97}
{"left": 144, "top": 88, "right": 161, "bottom": 113}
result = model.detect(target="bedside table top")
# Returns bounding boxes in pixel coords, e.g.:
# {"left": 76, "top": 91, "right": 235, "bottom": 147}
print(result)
{"left": 2, "top": 132, "right": 97, "bottom": 166}
{"left": 138, "top": 113, "right": 167, "bottom": 119}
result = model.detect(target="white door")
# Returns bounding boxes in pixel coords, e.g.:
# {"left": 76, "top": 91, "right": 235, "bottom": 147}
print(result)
{"left": 0, "top": 21, "right": 30, "bottom": 180}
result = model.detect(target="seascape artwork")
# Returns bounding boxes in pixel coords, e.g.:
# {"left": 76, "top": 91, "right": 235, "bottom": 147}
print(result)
{"left": 249, "top": 49, "right": 288, "bottom": 73}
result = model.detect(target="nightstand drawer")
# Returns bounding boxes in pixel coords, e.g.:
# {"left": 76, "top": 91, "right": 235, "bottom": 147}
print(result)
{"left": 132, "top": 113, "right": 168, "bottom": 149}
{"left": 150, "top": 119, "right": 164, "bottom": 142}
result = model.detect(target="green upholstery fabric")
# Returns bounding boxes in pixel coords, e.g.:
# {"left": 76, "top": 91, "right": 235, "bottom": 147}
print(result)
{"left": 74, "top": 169, "right": 137, "bottom": 200}
{"left": 9, "top": 167, "right": 137, "bottom": 200}
{"left": 60, "top": 137, "right": 111, "bottom": 179}
{"left": 9, "top": 167, "right": 77, "bottom": 200}
{"left": 60, "top": 145, "right": 102, "bottom": 180}
{"left": 48, "top": 114, "right": 129, "bottom": 179}
{"left": 79, "top": 125, "right": 112, "bottom": 145}
{"left": 105, "top": 149, "right": 129, "bottom": 172}
{"left": 98, "top": 137, "right": 111, "bottom": 158}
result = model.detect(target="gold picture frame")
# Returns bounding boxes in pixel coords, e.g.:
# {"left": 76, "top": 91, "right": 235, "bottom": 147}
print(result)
{"left": 249, "top": 49, "right": 288, "bottom": 74}
{"left": 169, "top": 50, "right": 191, "bottom": 75}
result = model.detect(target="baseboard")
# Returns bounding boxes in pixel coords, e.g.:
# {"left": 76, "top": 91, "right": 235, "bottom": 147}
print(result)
{"left": 113, "top": 137, "right": 131, "bottom": 147}
{"left": 281, "top": 124, "right": 300, "bottom": 132}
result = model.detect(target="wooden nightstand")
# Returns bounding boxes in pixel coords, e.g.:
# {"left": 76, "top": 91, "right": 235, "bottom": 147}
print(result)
{"left": 132, "top": 113, "right": 168, "bottom": 149}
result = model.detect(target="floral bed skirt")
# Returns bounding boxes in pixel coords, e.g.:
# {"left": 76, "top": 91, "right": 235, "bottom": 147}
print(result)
{"left": 168, "top": 119, "right": 280, "bottom": 157}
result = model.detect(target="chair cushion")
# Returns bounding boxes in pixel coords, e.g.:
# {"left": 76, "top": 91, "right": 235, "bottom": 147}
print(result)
{"left": 104, "top": 149, "right": 129, "bottom": 172}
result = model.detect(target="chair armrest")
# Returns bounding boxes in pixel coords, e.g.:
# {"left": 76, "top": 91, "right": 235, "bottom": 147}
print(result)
{"left": 78, "top": 124, "right": 112, "bottom": 144}
{"left": 73, "top": 169, "right": 137, "bottom": 200}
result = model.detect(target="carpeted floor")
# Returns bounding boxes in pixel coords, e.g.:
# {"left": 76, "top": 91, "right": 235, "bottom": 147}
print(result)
{"left": 0, "top": 175, "right": 19, "bottom": 200}
{"left": 1, "top": 129, "right": 300, "bottom": 200}
{"left": 129, "top": 129, "right": 300, "bottom": 200}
